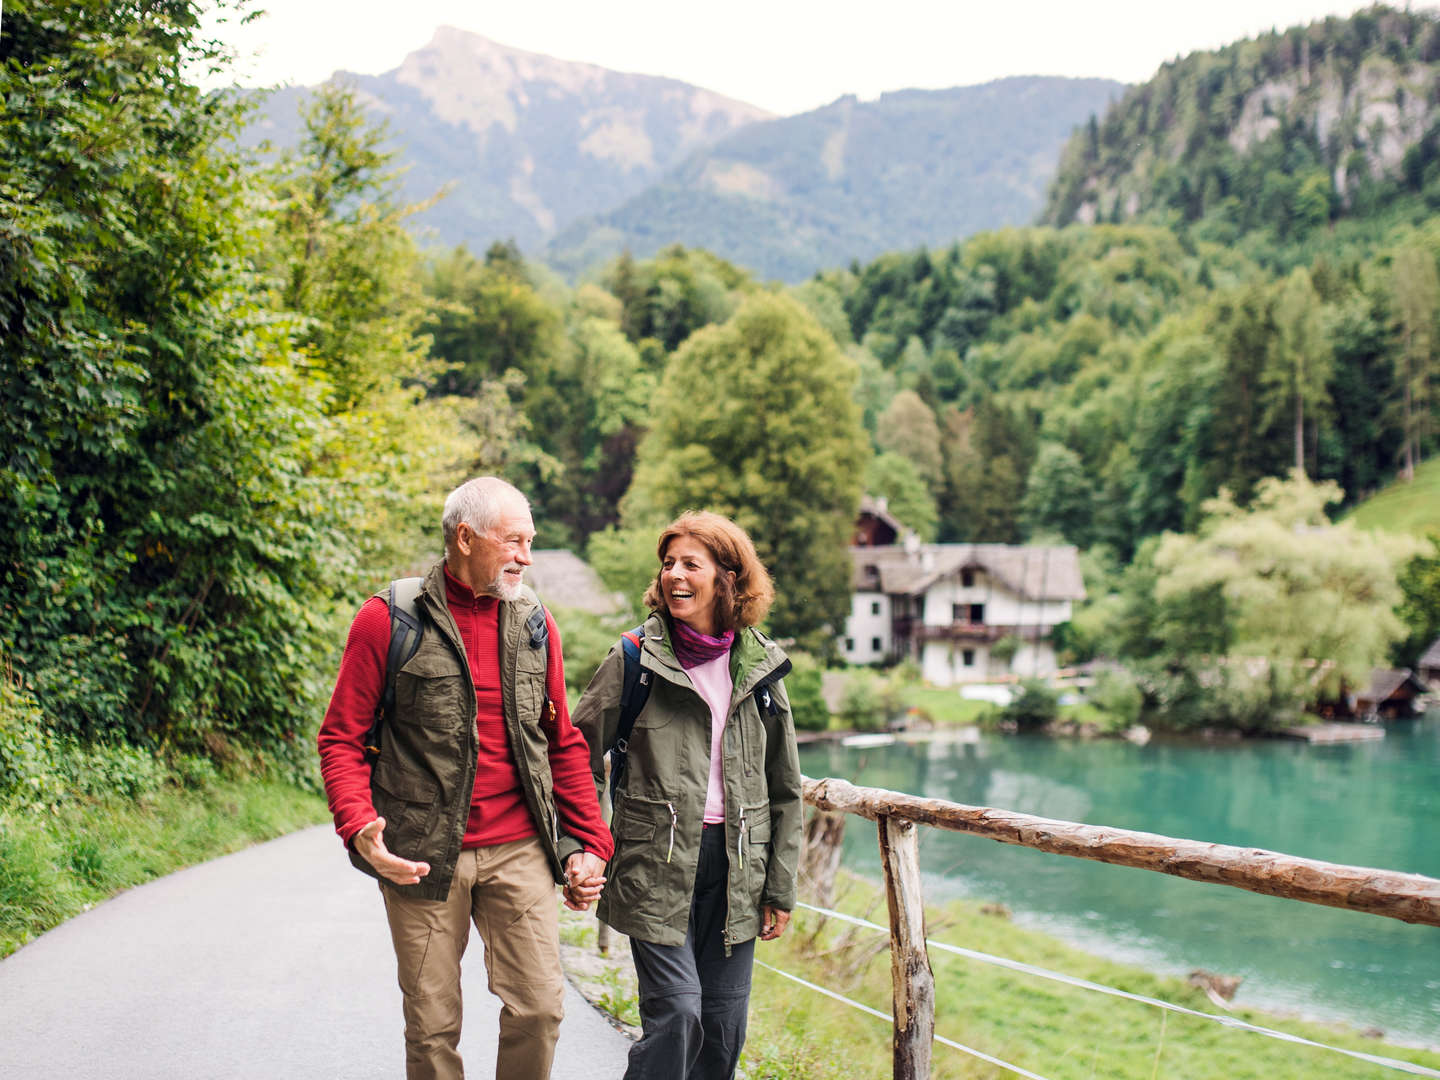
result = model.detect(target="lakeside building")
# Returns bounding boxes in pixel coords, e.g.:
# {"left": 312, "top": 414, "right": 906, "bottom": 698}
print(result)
{"left": 1419, "top": 635, "right": 1440, "bottom": 689}
{"left": 840, "top": 499, "right": 1086, "bottom": 685}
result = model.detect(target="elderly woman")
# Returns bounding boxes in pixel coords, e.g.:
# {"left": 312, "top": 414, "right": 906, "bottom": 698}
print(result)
{"left": 574, "top": 511, "right": 803, "bottom": 1080}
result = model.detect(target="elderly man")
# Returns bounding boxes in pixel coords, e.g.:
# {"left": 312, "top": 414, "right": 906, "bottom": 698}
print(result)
{"left": 318, "top": 476, "right": 611, "bottom": 1080}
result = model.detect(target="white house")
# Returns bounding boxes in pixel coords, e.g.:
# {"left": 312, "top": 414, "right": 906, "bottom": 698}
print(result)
{"left": 840, "top": 535, "right": 1086, "bottom": 685}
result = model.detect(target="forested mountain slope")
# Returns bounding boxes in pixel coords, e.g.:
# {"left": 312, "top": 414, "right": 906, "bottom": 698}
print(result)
{"left": 1042, "top": 5, "right": 1440, "bottom": 248}
{"left": 244, "top": 27, "right": 772, "bottom": 252}
{"left": 549, "top": 77, "right": 1123, "bottom": 281}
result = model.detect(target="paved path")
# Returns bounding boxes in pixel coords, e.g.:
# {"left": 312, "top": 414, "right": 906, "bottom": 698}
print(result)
{"left": 0, "top": 825, "right": 632, "bottom": 1079}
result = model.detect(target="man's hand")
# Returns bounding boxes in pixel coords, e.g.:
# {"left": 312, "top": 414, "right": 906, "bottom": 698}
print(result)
{"left": 562, "top": 850, "right": 607, "bottom": 911}
{"left": 760, "top": 905, "right": 790, "bottom": 941}
{"left": 353, "top": 818, "right": 430, "bottom": 886}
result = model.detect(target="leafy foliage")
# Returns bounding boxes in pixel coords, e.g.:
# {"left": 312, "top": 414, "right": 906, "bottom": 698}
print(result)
{"left": 1043, "top": 6, "right": 1440, "bottom": 242}
{"left": 625, "top": 293, "right": 868, "bottom": 648}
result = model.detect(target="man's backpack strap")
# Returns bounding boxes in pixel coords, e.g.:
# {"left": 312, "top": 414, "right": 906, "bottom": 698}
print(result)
{"left": 609, "top": 626, "right": 652, "bottom": 797}
{"left": 364, "top": 577, "right": 425, "bottom": 764}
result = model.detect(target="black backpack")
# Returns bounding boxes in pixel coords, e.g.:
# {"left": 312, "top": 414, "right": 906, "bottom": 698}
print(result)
{"left": 363, "top": 577, "right": 549, "bottom": 764}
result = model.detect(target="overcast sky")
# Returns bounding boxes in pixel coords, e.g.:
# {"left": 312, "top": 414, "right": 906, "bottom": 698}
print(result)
{"left": 207, "top": 1, "right": 1368, "bottom": 116}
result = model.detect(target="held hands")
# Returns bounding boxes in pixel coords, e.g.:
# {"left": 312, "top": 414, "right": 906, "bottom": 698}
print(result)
{"left": 354, "top": 817, "right": 430, "bottom": 886}
{"left": 760, "top": 905, "right": 790, "bottom": 941}
{"left": 562, "top": 850, "right": 607, "bottom": 911}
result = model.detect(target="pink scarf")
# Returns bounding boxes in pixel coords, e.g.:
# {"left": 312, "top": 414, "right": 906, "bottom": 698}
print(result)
{"left": 672, "top": 619, "right": 734, "bottom": 669}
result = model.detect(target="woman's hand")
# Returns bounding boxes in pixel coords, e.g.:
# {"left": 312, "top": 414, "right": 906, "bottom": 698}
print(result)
{"left": 562, "top": 850, "right": 607, "bottom": 911}
{"left": 760, "top": 905, "right": 790, "bottom": 941}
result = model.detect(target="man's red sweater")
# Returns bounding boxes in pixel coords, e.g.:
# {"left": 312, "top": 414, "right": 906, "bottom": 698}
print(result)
{"left": 317, "top": 566, "right": 612, "bottom": 862}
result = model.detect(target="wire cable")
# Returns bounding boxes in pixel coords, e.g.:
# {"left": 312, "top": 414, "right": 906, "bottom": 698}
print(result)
{"left": 792, "top": 900, "right": 1440, "bottom": 1078}
{"left": 753, "top": 959, "right": 1055, "bottom": 1080}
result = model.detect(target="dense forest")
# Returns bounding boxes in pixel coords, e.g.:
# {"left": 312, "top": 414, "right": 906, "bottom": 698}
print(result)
{"left": 3, "top": 0, "right": 1440, "bottom": 811}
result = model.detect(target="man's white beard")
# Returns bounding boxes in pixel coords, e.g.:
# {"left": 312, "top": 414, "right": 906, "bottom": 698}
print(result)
{"left": 491, "top": 565, "right": 524, "bottom": 602}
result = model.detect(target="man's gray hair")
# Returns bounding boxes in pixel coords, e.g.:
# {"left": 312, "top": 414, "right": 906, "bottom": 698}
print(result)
{"left": 442, "top": 477, "right": 529, "bottom": 550}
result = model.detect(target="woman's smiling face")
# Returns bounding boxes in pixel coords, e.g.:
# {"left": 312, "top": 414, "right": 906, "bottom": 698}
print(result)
{"left": 660, "top": 535, "right": 721, "bottom": 635}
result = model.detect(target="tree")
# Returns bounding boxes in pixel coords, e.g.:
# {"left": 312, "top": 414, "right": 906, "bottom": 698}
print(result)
{"left": 1153, "top": 473, "right": 1420, "bottom": 701}
{"left": 1021, "top": 442, "right": 1096, "bottom": 546}
{"left": 940, "top": 402, "right": 1032, "bottom": 543}
{"left": 865, "top": 454, "right": 939, "bottom": 541}
{"left": 1391, "top": 534, "right": 1440, "bottom": 667}
{"left": 1391, "top": 244, "right": 1438, "bottom": 482}
{"left": 875, "top": 390, "right": 943, "bottom": 488}
{"left": 526, "top": 316, "right": 656, "bottom": 544}
{"left": 264, "top": 79, "right": 431, "bottom": 411}
{"left": 625, "top": 293, "right": 868, "bottom": 647}
{"left": 1265, "top": 267, "right": 1332, "bottom": 476}
{"left": 421, "top": 246, "right": 563, "bottom": 397}
{"left": 0, "top": 0, "right": 359, "bottom": 758}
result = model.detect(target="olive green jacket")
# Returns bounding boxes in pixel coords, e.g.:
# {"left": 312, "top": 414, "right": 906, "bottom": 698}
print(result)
{"left": 349, "top": 561, "right": 583, "bottom": 900}
{"left": 573, "top": 613, "right": 803, "bottom": 949}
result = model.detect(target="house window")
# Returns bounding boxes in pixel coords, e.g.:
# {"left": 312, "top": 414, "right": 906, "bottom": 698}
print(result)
{"left": 961, "top": 568, "right": 975, "bottom": 588}
{"left": 952, "top": 603, "right": 965, "bottom": 622}
{"left": 871, "top": 637, "right": 883, "bottom": 652}
{"left": 962, "top": 649, "right": 975, "bottom": 667}
{"left": 871, "top": 601, "right": 881, "bottom": 615}
{"left": 845, "top": 637, "right": 855, "bottom": 651}
{"left": 970, "top": 603, "right": 985, "bottom": 623}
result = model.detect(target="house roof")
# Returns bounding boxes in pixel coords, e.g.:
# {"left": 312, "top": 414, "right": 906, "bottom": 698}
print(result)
{"left": 526, "top": 549, "right": 627, "bottom": 616}
{"left": 1355, "top": 667, "right": 1429, "bottom": 705}
{"left": 851, "top": 543, "right": 1086, "bottom": 601}
{"left": 1419, "top": 635, "right": 1440, "bottom": 671}
{"left": 857, "top": 494, "right": 905, "bottom": 537}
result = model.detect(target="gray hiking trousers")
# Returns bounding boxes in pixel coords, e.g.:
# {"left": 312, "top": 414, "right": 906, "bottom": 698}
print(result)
{"left": 623, "top": 823, "right": 755, "bottom": 1080}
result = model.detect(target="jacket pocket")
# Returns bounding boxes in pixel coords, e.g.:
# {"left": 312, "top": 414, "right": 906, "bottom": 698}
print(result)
{"left": 609, "top": 793, "right": 680, "bottom": 915}
{"left": 740, "top": 801, "right": 772, "bottom": 905}
{"left": 396, "top": 667, "right": 467, "bottom": 730}
{"left": 372, "top": 766, "right": 439, "bottom": 857}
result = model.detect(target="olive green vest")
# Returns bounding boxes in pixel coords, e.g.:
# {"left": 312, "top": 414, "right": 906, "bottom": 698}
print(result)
{"left": 349, "top": 560, "right": 580, "bottom": 900}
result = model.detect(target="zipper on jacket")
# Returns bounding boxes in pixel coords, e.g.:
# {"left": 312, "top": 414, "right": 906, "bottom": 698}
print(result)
{"left": 665, "top": 801, "right": 677, "bottom": 863}
{"left": 737, "top": 807, "right": 746, "bottom": 869}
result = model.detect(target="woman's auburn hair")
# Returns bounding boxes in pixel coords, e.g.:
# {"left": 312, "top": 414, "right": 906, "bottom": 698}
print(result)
{"left": 642, "top": 511, "right": 775, "bottom": 631}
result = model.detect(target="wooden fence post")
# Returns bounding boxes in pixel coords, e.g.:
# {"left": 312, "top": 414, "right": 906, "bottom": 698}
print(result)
{"left": 878, "top": 814, "right": 934, "bottom": 1080}
{"left": 802, "top": 808, "right": 847, "bottom": 909}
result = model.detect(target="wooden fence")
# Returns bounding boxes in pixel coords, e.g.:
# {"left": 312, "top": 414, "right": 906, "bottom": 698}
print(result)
{"left": 800, "top": 774, "right": 1440, "bottom": 1080}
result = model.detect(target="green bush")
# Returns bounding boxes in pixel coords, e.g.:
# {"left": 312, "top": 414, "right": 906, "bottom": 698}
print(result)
{"left": 837, "top": 670, "right": 886, "bottom": 731}
{"left": 1088, "top": 667, "right": 1144, "bottom": 732}
{"left": 1134, "top": 660, "right": 1302, "bottom": 733}
{"left": 784, "top": 652, "right": 831, "bottom": 732}
{"left": 0, "top": 671, "right": 66, "bottom": 808}
{"left": 1000, "top": 679, "right": 1060, "bottom": 731}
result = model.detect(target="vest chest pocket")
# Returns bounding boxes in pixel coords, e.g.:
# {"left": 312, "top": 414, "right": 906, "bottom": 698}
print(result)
{"left": 397, "top": 653, "right": 467, "bottom": 730}
{"left": 511, "top": 645, "right": 548, "bottom": 722}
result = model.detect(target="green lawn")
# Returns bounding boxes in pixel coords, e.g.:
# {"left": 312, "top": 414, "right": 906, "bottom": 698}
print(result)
{"left": 744, "top": 872, "right": 1440, "bottom": 1080}
{"left": 1343, "top": 457, "right": 1440, "bottom": 538}
{"left": 899, "top": 685, "right": 993, "bottom": 727}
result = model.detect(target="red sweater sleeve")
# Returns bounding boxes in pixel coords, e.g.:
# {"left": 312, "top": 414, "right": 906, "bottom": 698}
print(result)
{"left": 542, "top": 612, "right": 615, "bottom": 862}
{"left": 316, "top": 596, "right": 389, "bottom": 846}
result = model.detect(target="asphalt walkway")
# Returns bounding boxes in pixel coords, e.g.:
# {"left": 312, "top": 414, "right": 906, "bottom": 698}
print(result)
{"left": 0, "top": 825, "right": 632, "bottom": 1079}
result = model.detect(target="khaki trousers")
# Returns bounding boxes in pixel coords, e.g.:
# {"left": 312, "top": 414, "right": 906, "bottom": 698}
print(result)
{"left": 381, "top": 836, "right": 564, "bottom": 1080}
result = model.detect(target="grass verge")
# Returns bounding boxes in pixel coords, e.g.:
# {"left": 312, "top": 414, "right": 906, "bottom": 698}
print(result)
{"left": 563, "top": 871, "right": 1440, "bottom": 1079}
{"left": 0, "top": 778, "right": 327, "bottom": 958}
{"left": 1343, "top": 456, "right": 1440, "bottom": 538}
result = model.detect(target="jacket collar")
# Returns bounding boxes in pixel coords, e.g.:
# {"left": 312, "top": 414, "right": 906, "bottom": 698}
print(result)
{"left": 639, "top": 610, "right": 788, "bottom": 695}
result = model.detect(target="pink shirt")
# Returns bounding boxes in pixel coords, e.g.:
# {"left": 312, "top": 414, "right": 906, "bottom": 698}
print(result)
{"left": 685, "top": 653, "right": 734, "bottom": 824}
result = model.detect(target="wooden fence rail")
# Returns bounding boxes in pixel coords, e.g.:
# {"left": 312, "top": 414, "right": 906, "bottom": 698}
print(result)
{"left": 799, "top": 774, "right": 1440, "bottom": 1079}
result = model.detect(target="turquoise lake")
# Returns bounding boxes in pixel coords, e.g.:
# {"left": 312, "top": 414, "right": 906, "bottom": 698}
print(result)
{"left": 796, "top": 714, "right": 1440, "bottom": 1047}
